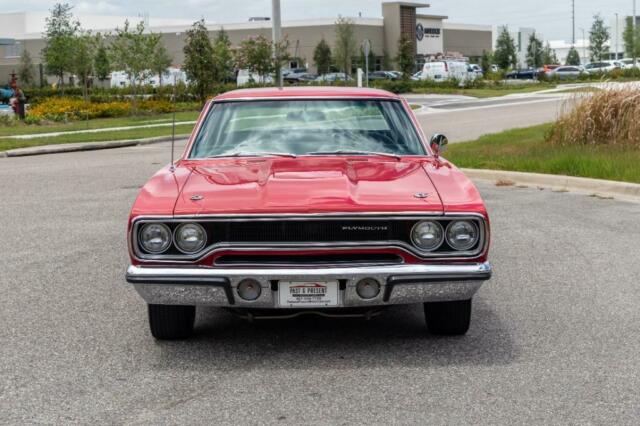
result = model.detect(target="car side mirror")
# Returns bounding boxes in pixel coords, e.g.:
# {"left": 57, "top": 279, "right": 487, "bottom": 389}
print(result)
{"left": 430, "top": 134, "right": 449, "bottom": 157}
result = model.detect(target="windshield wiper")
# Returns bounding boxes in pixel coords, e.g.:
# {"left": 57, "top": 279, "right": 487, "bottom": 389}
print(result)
{"left": 307, "top": 150, "right": 402, "bottom": 160}
{"left": 206, "top": 152, "right": 297, "bottom": 158}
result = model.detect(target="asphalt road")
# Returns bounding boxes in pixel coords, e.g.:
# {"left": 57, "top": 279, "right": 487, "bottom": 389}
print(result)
{"left": 414, "top": 93, "right": 568, "bottom": 142}
{"left": 1, "top": 140, "right": 639, "bottom": 424}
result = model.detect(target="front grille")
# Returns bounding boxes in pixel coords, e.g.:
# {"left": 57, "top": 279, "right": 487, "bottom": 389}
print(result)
{"left": 215, "top": 253, "right": 403, "bottom": 266}
{"left": 133, "top": 215, "right": 486, "bottom": 259}
{"left": 207, "top": 220, "right": 414, "bottom": 244}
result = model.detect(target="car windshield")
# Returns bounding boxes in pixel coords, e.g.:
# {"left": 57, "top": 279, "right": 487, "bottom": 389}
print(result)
{"left": 189, "top": 99, "right": 426, "bottom": 158}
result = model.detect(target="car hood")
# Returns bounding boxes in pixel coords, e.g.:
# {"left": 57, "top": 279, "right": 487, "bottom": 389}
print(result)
{"left": 173, "top": 157, "right": 444, "bottom": 215}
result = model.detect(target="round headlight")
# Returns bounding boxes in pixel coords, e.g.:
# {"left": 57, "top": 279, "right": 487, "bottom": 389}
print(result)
{"left": 174, "top": 223, "right": 207, "bottom": 254}
{"left": 411, "top": 221, "right": 444, "bottom": 252}
{"left": 446, "top": 220, "right": 479, "bottom": 251}
{"left": 139, "top": 223, "right": 172, "bottom": 254}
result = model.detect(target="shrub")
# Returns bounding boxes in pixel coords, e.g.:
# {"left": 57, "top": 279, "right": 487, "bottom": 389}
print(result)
{"left": 27, "top": 97, "right": 182, "bottom": 121}
{"left": 0, "top": 114, "right": 17, "bottom": 127}
{"left": 548, "top": 88, "right": 640, "bottom": 148}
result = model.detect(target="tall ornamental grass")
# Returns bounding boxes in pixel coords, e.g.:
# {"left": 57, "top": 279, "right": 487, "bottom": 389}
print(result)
{"left": 548, "top": 88, "right": 640, "bottom": 148}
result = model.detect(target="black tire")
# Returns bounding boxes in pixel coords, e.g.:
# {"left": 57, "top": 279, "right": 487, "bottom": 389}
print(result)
{"left": 148, "top": 304, "right": 196, "bottom": 340}
{"left": 424, "top": 299, "right": 472, "bottom": 336}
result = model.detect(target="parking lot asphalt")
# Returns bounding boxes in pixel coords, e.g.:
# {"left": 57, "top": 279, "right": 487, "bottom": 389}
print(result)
{"left": 414, "top": 93, "right": 567, "bottom": 142}
{"left": 1, "top": 142, "right": 639, "bottom": 424}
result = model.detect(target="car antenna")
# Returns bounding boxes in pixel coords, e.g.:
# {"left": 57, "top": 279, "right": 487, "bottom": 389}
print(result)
{"left": 169, "top": 74, "right": 177, "bottom": 173}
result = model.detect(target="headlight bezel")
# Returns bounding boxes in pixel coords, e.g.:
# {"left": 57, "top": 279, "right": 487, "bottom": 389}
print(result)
{"left": 445, "top": 220, "right": 480, "bottom": 252}
{"left": 138, "top": 223, "right": 173, "bottom": 254}
{"left": 410, "top": 220, "right": 446, "bottom": 253}
{"left": 173, "top": 222, "right": 208, "bottom": 254}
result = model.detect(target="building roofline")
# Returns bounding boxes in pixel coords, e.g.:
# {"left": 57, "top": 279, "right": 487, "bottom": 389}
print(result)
{"left": 382, "top": 1, "right": 430, "bottom": 8}
{"left": 14, "top": 16, "right": 385, "bottom": 40}
{"left": 417, "top": 14, "right": 448, "bottom": 20}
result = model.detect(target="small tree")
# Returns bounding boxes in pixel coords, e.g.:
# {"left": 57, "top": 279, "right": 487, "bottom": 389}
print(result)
{"left": 494, "top": 26, "right": 517, "bottom": 69}
{"left": 525, "top": 32, "right": 544, "bottom": 68}
{"left": 237, "top": 35, "right": 273, "bottom": 82}
{"left": 151, "top": 44, "right": 172, "bottom": 86}
{"left": 396, "top": 35, "right": 415, "bottom": 77}
{"left": 589, "top": 14, "right": 610, "bottom": 61}
{"left": 622, "top": 16, "right": 640, "bottom": 59}
{"left": 18, "top": 50, "right": 35, "bottom": 87}
{"left": 212, "top": 28, "right": 235, "bottom": 84}
{"left": 480, "top": 50, "right": 493, "bottom": 73}
{"left": 358, "top": 45, "right": 376, "bottom": 73}
{"left": 273, "top": 36, "right": 291, "bottom": 81}
{"left": 313, "top": 38, "right": 332, "bottom": 74}
{"left": 110, "top": 20, "right": 160, "bottom": 110}
{"left": 42, "top": 3, "right": 80, "bottom": 92}
{"left": 542, "top": 42, "right": 559, "bottom": 65}
{"left": 183, "top": 20, "right": 216, "bottom": 103}
{"left": 94, "top": 36, "right": 111, "bottom": 83}
{"left": 566, "top": 47, "right": 581, "bottom": 65}
{"left": 333, "top": 17, "right": 357, "bottom": 76}
{"left": 71, "top": 32, "right": 96, "bottom": 101}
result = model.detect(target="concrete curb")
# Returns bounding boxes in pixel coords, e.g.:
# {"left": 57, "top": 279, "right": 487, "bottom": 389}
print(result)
{"left": 463, "top": 168, "right": 640, "bottom": 203}
{"left": 0, "top": 135, "right": 189, "bottom": 158}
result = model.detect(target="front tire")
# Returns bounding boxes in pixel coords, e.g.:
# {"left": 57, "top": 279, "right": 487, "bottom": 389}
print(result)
{"left": 424, "top": 299, "right": 472, "bottom": 335}
{"left": 148, "top": 304, "right": 196, "bottom": 340}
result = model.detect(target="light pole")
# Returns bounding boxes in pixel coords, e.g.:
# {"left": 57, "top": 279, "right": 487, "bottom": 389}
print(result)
{"left": 579, "top": 28, "right": 587, "bottom": 64}
{"left": 271, "top": 0, "right": 283, "bottom": 89}
{"left": 634, "top": 0, "right": 637, "bottom": 66}
{"left": 615, "top": 13, "right": 619, "bottom": 59}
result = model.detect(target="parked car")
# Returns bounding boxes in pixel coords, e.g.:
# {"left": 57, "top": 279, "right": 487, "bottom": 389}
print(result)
{"left": 315, "top": 73, "right": 353, "bottom": 82}
{"left": 368, "top": 71, "right": 400, "bottom": 81}
{"left": 543, "top": 64, "right": 561, "bottom": 74}
{"left": 546, "top": 65, "right": 585, "bottom": 80}
{"left": 603, "top": 60, "right": 624, "bottom": 69}
{"left": 126, "top": 87, "right": 493, "bottom": 340}
{"left": 411, "top": 71, "right": 423, "bottom": 81}
{"left": 468, "top": 64, "right": 483, "bottom": 76}
{"left": 421, "top": 61, "right": 471, "bottom": 82}
{"left": 504, "top": 68, "right": 543, "bottom": 80}
{"left": 237, "top": 69, "right": 274, "bottom": 86}
{"left": 284, "top": 72, "right": 318, "bottom": 84}
{"left": 583, "top": 62, "right": 619, "bottom": 74}
{"left": 282, "top": 67, "right": 307, "bottom": 77}
{"left": 620, "top": 58, "right": 640, "bottom": 69}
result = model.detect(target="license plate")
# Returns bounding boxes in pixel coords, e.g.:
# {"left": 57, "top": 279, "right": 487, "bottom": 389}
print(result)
{"left": 278, "top": 281, "right": 339, "bottom": 307}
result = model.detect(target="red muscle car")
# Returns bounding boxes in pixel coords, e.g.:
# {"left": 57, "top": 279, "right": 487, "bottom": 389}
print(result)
{"left": 126, "top": 87, "right": 492, "bottom": 340}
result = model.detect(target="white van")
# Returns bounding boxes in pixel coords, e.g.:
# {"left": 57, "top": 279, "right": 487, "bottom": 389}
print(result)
{"left": 421, "top": 61, "right": 471, "bottom": 83}
{"left": 237, "top": 69, "right": 274, "bottom": 87}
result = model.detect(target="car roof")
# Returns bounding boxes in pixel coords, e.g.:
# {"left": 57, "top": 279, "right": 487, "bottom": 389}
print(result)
{"left": 214, "top": 86, "right": 400, "bottom": 101}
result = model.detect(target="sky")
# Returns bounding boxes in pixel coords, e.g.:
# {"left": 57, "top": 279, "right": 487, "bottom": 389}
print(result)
{"left": 6, "top": 0, "right": 638, "bottom": 41}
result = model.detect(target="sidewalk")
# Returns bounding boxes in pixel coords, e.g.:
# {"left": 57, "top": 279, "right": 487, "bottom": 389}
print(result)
{"left": 0, "top": 135, "right": 188, "bottom": 157}
{"left": 6, "top": 120, "right": 197, "bottom": 140}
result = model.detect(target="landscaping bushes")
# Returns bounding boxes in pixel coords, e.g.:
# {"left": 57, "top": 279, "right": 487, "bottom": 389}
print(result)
{"left": 548, "top": 88, "right": 640, "bottom": 148}
{"left": 27, "top": 97, "right": 190, "bottom": 122}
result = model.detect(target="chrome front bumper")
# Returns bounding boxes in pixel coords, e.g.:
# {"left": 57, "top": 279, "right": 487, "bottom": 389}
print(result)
{"left": 126, "top": 262, "right": 492, "bottom": 308}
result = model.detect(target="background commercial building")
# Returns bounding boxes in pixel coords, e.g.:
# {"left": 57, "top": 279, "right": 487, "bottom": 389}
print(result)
{"left": 0, "top": 1, "right": 494, "bottom": 85}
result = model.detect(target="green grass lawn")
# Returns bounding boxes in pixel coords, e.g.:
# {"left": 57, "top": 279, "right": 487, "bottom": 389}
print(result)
{"left": 0, "top": 111, "right": 200, "bottom": 137}
{"left": 446, "top": 124, "right": 640, "bottom": 184}
{"left": 0, "top": 124, "right": 195, "bottom": 151}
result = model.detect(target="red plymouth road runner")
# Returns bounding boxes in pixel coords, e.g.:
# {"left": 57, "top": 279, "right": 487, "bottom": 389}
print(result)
{"left": 126, "top": 87, "right": 492, "bottom": 339}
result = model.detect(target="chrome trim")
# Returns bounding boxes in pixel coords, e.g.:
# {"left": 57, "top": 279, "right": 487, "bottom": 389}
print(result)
{"left": 127, "top": 262, "right": 492, "bottom": 307}
{"left": 130, "top": 213, "right": 488, "bottom": 263}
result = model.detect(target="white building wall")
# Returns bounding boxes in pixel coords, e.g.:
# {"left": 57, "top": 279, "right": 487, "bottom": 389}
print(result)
{"left": 416, "top": 17, "right": 444, "bottom": 55}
